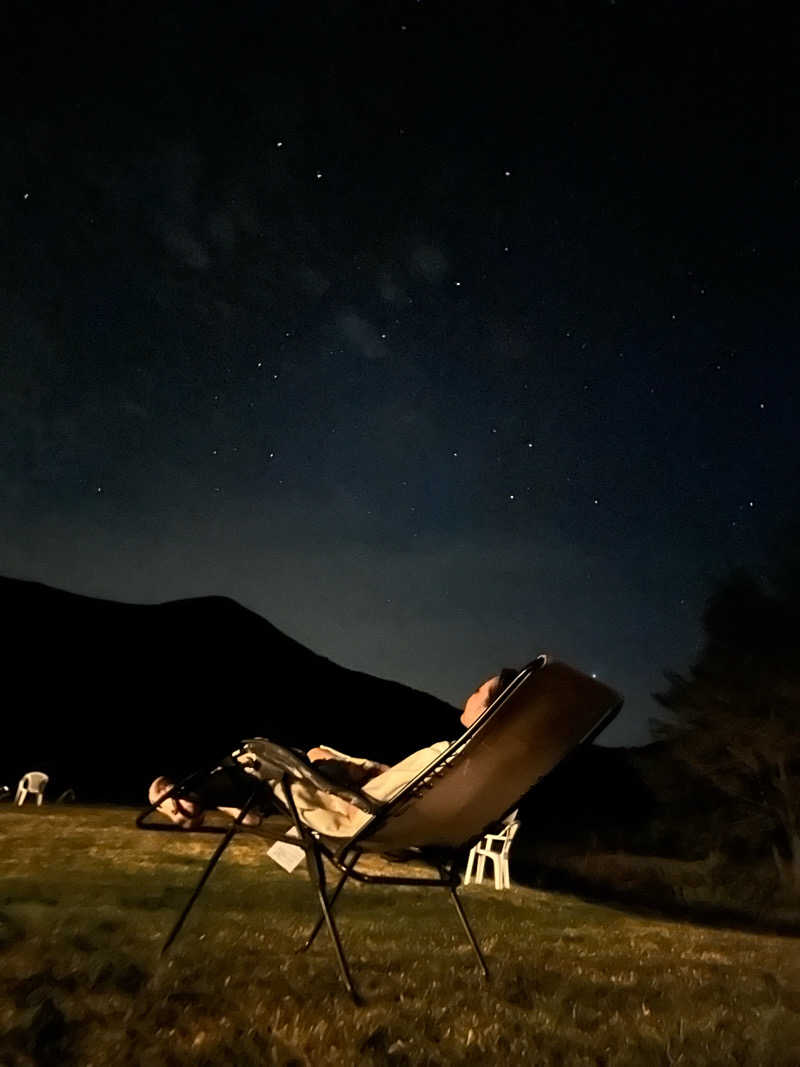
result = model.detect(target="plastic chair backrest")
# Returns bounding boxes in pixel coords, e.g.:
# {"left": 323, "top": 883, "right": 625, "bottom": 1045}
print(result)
{"left": 499, "top": 820, "right": 521, "bottom": 854}
{"left": 358, "top": 657, "right": 621, "bottom": 850}
{"left": 23, "top": 772, "right": 49, "bottom": 792}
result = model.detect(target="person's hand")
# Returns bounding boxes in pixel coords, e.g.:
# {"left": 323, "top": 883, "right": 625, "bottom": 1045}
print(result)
{"left": 306, "top": 747, "right": 390, "bottom": 784}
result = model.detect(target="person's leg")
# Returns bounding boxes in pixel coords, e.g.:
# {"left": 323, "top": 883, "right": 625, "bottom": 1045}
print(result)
{"left": 148, "top": 776, "right": 206, "bottom": 829}
{"left": 148, "top": 764, "right": 273, "bottom": 828}
{"left": 197, "top": 763, "right": 266, "bottom": 825}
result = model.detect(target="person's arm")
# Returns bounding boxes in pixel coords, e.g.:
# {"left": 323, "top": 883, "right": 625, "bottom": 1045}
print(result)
{"left": 306, "top": 745, "right": 390, "bottom": 787}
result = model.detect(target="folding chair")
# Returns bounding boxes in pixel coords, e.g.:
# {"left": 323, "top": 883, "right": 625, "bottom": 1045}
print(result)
{"left": 137, "top": 655, "right": 622, "bottom": 1003}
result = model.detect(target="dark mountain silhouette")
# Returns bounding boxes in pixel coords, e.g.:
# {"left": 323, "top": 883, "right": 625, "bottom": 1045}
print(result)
{"left": 1, "top": 576, "right": 460, "bottom": 804}
{"left": 1, "top": 576, "right": 674, "bottom": 845}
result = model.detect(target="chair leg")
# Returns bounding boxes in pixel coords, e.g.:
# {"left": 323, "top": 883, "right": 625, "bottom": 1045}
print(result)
{"left": 161, "top": 790, "right": 259, "bottom": 955}
{"left": 303, "top": 842, "right": 362, "bottom": 1005}
{"left": 464, "top": 846, "right": 477, "bottom": 885}
{"left": 297, "top": 853, "right": 357, "bottom": 953}
{"left": 280, "top": 777, "right": 361, "bottom": 1004}
{"left": 492, "top": 854, "right": 502, "bottom": 891}
{"left": 475, "top": 852, "right": 486, "bottom": 885}
{"left": 445, "top": 883, "right": 489, "bottom": 980}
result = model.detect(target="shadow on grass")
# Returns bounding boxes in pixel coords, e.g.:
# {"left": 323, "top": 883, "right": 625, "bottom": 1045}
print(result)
{"left": 1, "top": 888, "right": 60, "bottom": 907}
{"left": 513, "top": 861, "right": 800, "bottom": 939}
{"left": 117, "top": 885, "right": 196, "bottom": 911}
{"left": 0, "top": 909, "right": 26, "bottom": 948}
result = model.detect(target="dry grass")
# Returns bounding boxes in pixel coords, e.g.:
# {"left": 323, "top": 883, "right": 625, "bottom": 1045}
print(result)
{"left": 1, "top": 806, "right": 799, "bottom": 1065}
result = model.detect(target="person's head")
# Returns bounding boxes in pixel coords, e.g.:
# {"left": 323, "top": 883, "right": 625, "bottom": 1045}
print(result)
{"left": 460, "top": 667, "right": 519, "bottom": 728}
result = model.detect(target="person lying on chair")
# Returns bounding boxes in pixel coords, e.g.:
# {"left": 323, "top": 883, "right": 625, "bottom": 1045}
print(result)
{"left": 148, "top": 668, "right": 518, "bottom": 836}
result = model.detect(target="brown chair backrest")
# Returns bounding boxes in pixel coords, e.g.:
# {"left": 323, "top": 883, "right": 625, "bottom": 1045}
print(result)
{"left": 357, "top": 656, "right": 622, "bottom": 850}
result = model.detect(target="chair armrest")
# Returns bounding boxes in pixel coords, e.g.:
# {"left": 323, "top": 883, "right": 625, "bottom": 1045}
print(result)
{"left": 238, "top": 738, "right": 384, "bottom": 816}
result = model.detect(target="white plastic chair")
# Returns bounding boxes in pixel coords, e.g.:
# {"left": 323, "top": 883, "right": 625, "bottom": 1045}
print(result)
{"left": 464, "top": 815, "right": 521, "bottom": 889}
{"left": 15, "top": 772, "right": 49, "bottom": 807}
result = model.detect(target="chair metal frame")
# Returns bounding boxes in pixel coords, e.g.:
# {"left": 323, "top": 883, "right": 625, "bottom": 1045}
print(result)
{"left": 137, "top": 656, "right": 622, "bottom": 1003}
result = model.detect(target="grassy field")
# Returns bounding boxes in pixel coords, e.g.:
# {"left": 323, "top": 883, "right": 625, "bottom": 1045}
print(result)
{"left": 1, "top": 807, "right": 799, "bottom": 1066}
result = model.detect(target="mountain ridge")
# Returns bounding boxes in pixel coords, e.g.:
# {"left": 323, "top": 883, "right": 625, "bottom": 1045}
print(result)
{"left": 2, "top": 576, "right": 676, "bottom": 849}
{"left": 1, "top": 575, "right": 459, "bottom": 803}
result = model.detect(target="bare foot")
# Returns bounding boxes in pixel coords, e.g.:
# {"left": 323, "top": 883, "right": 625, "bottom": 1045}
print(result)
{"left": 148, "top": 777, "right": 205, "bottom": 830}
{"left": 148, "top": 777, "right": 261, "bottom": 828}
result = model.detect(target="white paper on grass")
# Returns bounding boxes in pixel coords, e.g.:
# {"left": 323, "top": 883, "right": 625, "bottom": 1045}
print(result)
{"left": 267, "top": 826, "right": 305, "bottom": 872}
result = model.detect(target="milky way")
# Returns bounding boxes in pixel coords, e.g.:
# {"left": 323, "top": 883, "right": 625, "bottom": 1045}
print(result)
{"left": 3, "top": 3, "right": 798, "bottom": 742}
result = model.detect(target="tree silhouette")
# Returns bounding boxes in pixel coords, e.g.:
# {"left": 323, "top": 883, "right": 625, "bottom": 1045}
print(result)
{"left": 652, "top": 558, "right": 800, "bottom": 892}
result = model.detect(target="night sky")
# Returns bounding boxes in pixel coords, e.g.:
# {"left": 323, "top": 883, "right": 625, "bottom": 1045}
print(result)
{"left": 3, "top": 2, "right": 798, "bottom": 745}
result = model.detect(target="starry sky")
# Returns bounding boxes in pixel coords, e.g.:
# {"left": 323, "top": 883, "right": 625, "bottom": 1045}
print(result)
{"left": 3, "top": 2, "right": 798, "bottom": 745}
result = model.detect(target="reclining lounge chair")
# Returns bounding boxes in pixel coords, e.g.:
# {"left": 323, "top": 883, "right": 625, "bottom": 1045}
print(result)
{"left": 137, "top": 655, "right": 622, "bottom": 1003}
